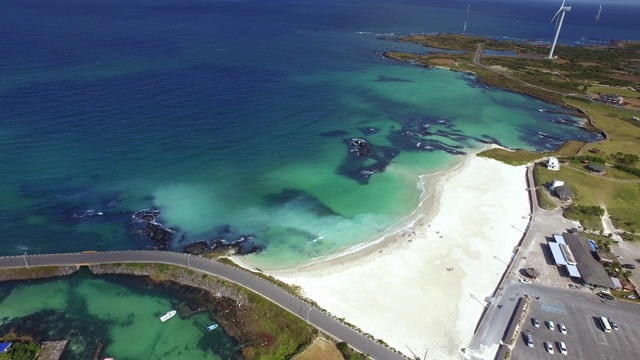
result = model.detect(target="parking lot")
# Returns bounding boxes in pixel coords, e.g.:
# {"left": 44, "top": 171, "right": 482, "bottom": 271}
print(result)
{"left": 510, "top": 287, "right": 640, "bottom": 360}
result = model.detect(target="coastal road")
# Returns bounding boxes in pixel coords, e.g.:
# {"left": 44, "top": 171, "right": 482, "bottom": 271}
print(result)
{"left": 0, "top": 251, "right": 408, "bottom": 360}
{"left": 472, "top": 43, "right": 564, "bottom": 97}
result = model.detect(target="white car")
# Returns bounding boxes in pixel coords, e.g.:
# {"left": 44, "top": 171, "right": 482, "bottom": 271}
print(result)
{"left": 558, "top": 323, "right": 567, "bottom": 335}
{"left": 519, "top": 278, "right": 532, "bottom": 284}
{"left": 558, "top": 341, "right": 568, "bottom": 355}
{"left": 545, "top": 341, "right": 554, "bottom": 354}
{"left": 547, "top": 320, "right": 555, "bottom": 331}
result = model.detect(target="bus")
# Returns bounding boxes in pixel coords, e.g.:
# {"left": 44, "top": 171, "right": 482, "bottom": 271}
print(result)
{"left": 599, "top": 317, "right": 612, "bottom": 333}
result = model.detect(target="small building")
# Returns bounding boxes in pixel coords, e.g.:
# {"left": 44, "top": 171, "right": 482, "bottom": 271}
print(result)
{"left": 0, "top": 342, "right": 11, "bottom": 354}
{"left": 563, "top": 233, "right": 615, "bottom": 290}
{"left": 620, "top": 280, "right": 636, "bottom": 292}
{"left": 586, "top": 163, "right": 606, "bottom": 174}
{"left": 549, "top": 179, "right": 573, "bottom": 200}
{"left": 555, "top": 186, "right": 573, "bottom": 201}
{"left": 547, "top": 157, "right": 560, "bottom": 171}
{"left": 611, "top": 277, "right": 622, "bottom": 291}
{"left": 599, "top": 93, "right": 624, "bottom": 106}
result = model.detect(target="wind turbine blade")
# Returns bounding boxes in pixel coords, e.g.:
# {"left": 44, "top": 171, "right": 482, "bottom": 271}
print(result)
{"left": 561, "top": 0, "right": 566, "bottom": 8}
{"left": 555, "top": 15, "right": 560, "bottom": 29}
{"left": 551, "top": 8, "right": 562, "bottom": 23}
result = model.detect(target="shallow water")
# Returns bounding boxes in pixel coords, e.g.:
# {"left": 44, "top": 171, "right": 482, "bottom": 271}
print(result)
{"left": 0, "top": 270, "right": 242, "bottom": 360}
{"left": 1, "top": 0, "right": 633, "bottom": 268}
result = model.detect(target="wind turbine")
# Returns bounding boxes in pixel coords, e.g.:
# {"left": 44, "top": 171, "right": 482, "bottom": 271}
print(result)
{"left": 548, "top": 0, "right": 571, "bottom": 59}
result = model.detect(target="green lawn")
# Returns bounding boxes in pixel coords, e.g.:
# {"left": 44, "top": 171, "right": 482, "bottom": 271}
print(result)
{"left": 565, "top": 97, "right": 640, "bottom": 157}
{"left": 534, "top": 164, "right": 640, "bottom": 233}
{"left": 587, "top": 85, "right": 640, "bottom": 99}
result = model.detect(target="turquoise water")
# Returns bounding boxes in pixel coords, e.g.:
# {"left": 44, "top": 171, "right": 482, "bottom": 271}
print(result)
{"left": 0, "top": 0, "right": 624, "bottom": 269}
{"left": 0, "top": 270, "right": 242, "bottom": 360}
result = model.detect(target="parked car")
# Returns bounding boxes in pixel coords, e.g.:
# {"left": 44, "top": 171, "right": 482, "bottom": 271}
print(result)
{"left": 598, "top": 292, "right": 615, "bottom": 301}
{"left": 558, "top": 341, "right": 568, "bottom": 355}
{"left": 545, "top": 341, "right": 554, "bottom": 354}
{"left": 622, "top": 263, "right": 636, "bottom": 270}
{"left": 610, "top": 320, "right": 619, "bottom": 331}
{"left": 526, "top": 332, "right": 534, "bottom": 348}
{"left": 547, "top": 320, "right": 555, "bottom": 331}
{"left": 558, "top": 323, "right": 567, "bottom": 335}
{"left": 519, "top": 278, "right": 532, "bottom": 284}
{"left": 532, "top": 318, "right": 540, "bottom": 328}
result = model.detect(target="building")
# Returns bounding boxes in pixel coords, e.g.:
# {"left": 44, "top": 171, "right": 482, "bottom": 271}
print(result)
{"left": 547, "top": 157, "right": 560, "bottom": 171}
{"left": 0, "top": 342, "right": 11, "bottom": 354}
{"left": 586, "top": 163, "right": 606, "bottom": 174}
{"left": 599, "top": 93, "right": 624, "bottom": 106}
{"left": 563, "top": 233, "right": 614, "bottom": 290}
{"left": 550, "top": 179, "right": 573, "bottom": 201}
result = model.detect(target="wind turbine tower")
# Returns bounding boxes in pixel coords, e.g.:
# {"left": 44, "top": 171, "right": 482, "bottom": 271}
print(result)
{"left": 548, "top": 0, "right": 571, "bottom": 59}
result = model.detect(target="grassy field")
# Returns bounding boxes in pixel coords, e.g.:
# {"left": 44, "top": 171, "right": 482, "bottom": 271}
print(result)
{"left": 292, "top": 337, "right": 344, "bottom": 360}
{"left": 587, "top": 85, "right": 640, "bottom": 99}
{"left": 534, "top": 164, "right": 640, "bottom": 233}
{"left": 565, "top": 97, "right": 640, "bottom": 158}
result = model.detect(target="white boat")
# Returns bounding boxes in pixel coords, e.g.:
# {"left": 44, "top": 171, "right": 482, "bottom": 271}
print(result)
{"left": 160, "top": 310, "right": 177, "bottom": 322}
{"left": 206, "top": 324, "right": 218, "bottom": 331}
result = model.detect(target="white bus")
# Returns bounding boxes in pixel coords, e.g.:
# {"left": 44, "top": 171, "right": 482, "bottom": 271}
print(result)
{"left": 599, "top": 316, "right": 612, "bottom": 333}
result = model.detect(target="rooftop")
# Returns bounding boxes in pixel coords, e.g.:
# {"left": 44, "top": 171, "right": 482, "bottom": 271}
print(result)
{"left": 586, "top": 163, "right": 606, "bottom": 172}
{"left": 563, "top": 233, "right": 614, "bottom": 289}
{"left": 555, "top": 185, "right": 573, "bottom": 199}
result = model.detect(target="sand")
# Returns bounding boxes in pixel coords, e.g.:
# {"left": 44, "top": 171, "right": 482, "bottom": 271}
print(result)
{"left": 265, "top": 154, "right": 531, "bottom": 359}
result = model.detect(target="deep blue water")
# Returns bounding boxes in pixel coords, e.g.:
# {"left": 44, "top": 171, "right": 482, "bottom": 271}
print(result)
{"left": 0, "top": 0, "right": 636, "bottom": 266}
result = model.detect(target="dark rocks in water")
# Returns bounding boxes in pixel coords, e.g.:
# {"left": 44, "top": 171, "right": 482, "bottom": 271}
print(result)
{"left": 348, "top": 138, "right": 371, "bottom": 156}
{"left": 320, "top": 130, "right": 348, "bottom": 138}
{"left": 339, "top": 139, "right": 398, "bottom": 184}
{"left": 133, "top": 209, "right": 176, "bottom": 250}
{"left": 73, "top": 209, "right": 105, "bottom": 218}
{"left": 264, "top": 189, "right": 337, "bottom": 217}
{"left": 375, "top": 75, "right": 414, "bottom": 83}
{"left": 477, "top": 135, "right": 505, "bottom": 147}
{"left": 359, "top": 127, "right": 381, "bottom": 135}
{"left": 184, "top": 235, "right": 262, "bottom": 256}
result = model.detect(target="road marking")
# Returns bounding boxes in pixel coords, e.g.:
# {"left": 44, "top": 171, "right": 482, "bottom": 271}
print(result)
{"left": 541, "top": 302, "right": 567, "bottom": 315}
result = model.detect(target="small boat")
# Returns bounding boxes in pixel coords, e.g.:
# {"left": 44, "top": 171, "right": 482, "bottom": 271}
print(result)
{"left": 206, "top": 324, "right": 219, "bottom": 331}
{"left": 160, "top": 310, "right": 177, "bottom": 322}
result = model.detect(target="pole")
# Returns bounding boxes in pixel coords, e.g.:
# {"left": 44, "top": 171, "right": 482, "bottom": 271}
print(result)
{"left": 187, "top": 254, "right": 191, "bottom": 270}
{"left": 23, "top": 252, "right": 29, "bottom": 269}
{"left": 548, "top": 11, "right": 566, "bottom": 59}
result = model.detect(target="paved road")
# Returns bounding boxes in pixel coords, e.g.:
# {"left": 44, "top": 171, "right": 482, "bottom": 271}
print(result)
{"left": 0, "top": 251, "right": 408, "bottom": 360}
{"left": 472, "top": 43, "right": 564, "bottom": 97}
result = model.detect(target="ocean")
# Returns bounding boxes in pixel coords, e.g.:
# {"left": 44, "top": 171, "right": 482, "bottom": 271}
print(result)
{"left": 0, "top": 270, "right": 242, "bottom": 359}
{"left": 1, "top": 0, "right": 638, "bottom": 270}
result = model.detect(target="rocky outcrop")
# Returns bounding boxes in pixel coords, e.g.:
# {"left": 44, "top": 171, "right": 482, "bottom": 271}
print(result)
{"left": 132, "top": 209, "right": 176, "bottom": 250}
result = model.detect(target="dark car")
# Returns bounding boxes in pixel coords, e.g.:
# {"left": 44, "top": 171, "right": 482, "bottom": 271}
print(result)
{"left": 622, "top": 263, "right": 636, "bottom": 270}
{"left": 598, "top": 292, "right": 615, "bottom": 301}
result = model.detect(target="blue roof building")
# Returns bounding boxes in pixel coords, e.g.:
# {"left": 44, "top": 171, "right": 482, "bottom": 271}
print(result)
{"left": 0, "top": 342, "right": 11, "bottom": 353}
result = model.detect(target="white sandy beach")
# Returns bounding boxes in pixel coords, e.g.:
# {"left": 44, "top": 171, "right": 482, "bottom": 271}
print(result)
{"left": 266, "top": 154, "right": 531, "bottom": 359}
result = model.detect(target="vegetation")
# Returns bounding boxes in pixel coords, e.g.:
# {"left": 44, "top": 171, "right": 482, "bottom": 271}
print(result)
{"left": 568, "top": 155, "right": 605, "bottom": 164}
{"left": 612, "top": 152, "right": 639, "bottom": 166}
{"left": 101, "top": 263, "right": 316, "bottom": 360}
{"left": 613, "top": 164, "right": 640, "bottom": 177}
{"left": 535, "top": 165, "right": 640, "bottom": 233}
{"left": 336, "top": 342, "right": 370, "bottom": 360}
{"left": 535, "top": 188, "right": 556, "bottom": 210}
{"left": 0, "top": 334, "right": 41, "bottom": 360}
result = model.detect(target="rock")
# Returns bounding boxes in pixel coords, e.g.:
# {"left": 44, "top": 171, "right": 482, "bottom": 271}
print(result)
{"left": 348, "top": 138, "right": 371, "bottom": 156}
{"left": 133, "top": 209, "right": 176, "bottom": 250}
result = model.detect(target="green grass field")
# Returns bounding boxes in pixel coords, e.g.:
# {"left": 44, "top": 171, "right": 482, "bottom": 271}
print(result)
{"left": 534, "top": 164, "right": 640, "bottom": 233}
{"left": 587, "top": 85, "right": 640, "bottom": 99}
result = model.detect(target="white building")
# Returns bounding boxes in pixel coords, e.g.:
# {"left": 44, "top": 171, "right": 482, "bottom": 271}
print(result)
{"left": 547, "top": 157, "right": 560, "bottom": 171}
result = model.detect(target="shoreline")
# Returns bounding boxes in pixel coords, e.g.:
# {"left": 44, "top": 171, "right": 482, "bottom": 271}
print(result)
{"left": 255, "top": 151, "right": 531, "bottom": 359}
